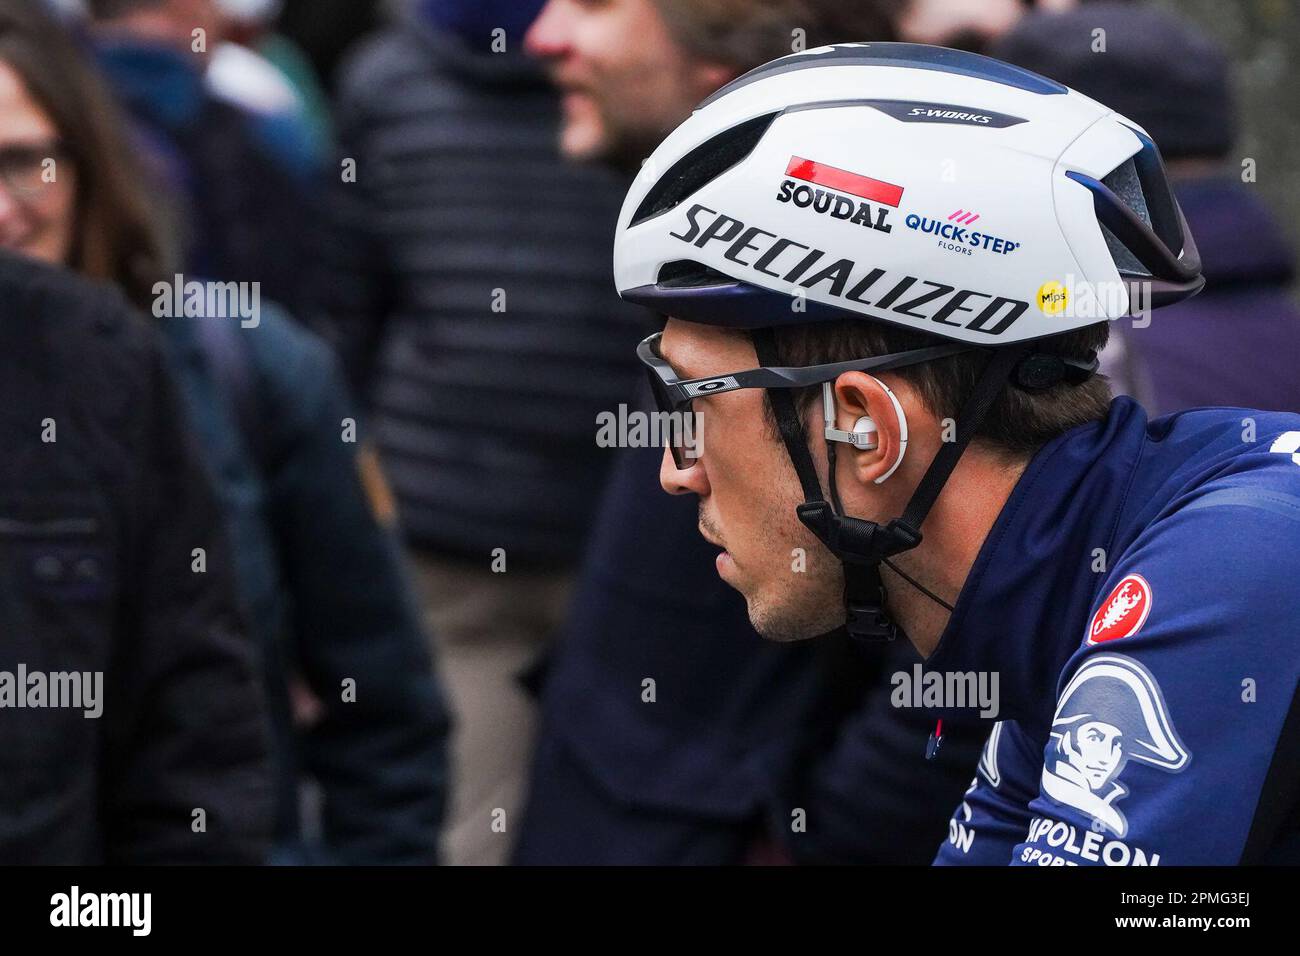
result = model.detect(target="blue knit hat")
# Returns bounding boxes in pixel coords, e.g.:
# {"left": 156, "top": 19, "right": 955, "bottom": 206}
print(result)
{"left": 421, "top": 0, "right": 546, "bottom": 51}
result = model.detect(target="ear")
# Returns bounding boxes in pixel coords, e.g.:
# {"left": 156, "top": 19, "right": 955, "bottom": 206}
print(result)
{"left": 830, "top": 371, "right": 910, "bottom": 486}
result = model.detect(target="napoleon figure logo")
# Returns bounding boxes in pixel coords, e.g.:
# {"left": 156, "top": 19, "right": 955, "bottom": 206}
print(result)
{"left": 1041, "top": 655, "right": 1190, "bottom": 838}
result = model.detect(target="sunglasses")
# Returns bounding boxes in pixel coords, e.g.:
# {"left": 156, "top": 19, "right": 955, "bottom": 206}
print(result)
{"left": 636, "top": 331, "right": 975, "bottom": 469}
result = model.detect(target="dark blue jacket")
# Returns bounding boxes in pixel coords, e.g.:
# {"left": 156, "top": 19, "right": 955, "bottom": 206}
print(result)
{"left": 158, "top": 306, "right": 449, "bottom": 864}
{"left": 0, "top": 253, "right": 270, "bottom": 863}
{"left": 96, "top": 39, "right": 316, "bottom": 319}
{"left": 97, "top": 36, "right": 448, "bottom": 863}
{"left": 312, "top": 12, "right": 649, "bottom": 566}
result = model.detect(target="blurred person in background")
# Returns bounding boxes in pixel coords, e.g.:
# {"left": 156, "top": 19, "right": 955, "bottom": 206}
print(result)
{"left": 277, "top": 0, "right": 384, "bottom": 95}
{"left": 1, "top": 0, "right": 449, "bottom": 864}
{"left": 84, "top": 0, "right": 315, "bottom": 315}
{"left": 0, "top": 0, "right": 270, "bottom": 863}
{"left": 310, "top": 0, "right": 650, "bottom": 865}
{"left": 208, "top": 0, "right": 333, "bottom": 180}
{"left": 0, "top": 254, "right": 272, "bottom": 864}
{"left": 515, "top": 0, "right": 990, "bottom": 866}
{"left": 991, "top": 2, "right": 1300, "bottom": 415}
{"left": 894, "top": 0, "right": 1142, "bottom": 53}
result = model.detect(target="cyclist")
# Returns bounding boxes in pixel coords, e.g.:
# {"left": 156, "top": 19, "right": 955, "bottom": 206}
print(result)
{"left": 614, "top": 42, "right": 1300, "bottom": 865}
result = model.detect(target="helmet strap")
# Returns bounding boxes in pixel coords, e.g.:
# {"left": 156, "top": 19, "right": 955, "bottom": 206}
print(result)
{"left": 750, "top": 326, "right": 1030, "bottom": 643}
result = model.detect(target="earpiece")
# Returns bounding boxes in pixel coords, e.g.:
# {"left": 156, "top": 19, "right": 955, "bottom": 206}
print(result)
{"left": 853, "top": 416, "right": 876, "bottom": 439}
{"left": 822, "top": 379, "right": 909, "bottom": 484}
{"left": 871, "top": 380, "right": 908, "bottom": 484}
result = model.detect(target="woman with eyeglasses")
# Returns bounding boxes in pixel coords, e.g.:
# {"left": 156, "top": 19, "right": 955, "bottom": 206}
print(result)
{"left": 0, "top": 0, "right": 449, "bottom": 865}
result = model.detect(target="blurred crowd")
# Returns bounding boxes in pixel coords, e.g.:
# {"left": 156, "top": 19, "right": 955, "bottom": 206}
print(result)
{"left": 0, "top": 0, "right": 1293, "bottom": 865}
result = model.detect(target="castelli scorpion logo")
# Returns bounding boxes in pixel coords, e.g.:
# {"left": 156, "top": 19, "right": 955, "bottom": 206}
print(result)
{"left": 1087, "top": 574, "right": 1152, "bottom": 645}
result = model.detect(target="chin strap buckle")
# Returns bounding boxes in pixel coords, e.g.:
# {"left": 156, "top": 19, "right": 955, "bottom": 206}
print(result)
{"left": 790, "top": 502, "right": 925, "bottom": 642}
{"left": 795, "top": 499, "right": 835, "bottom": 545}
{"left": 843, "top": 559, "right": 898, "bottom": 642}
{"left": 845, "top": 595, "right": 898, "bottom": 642}
{"left": 880, "top": 518, "right": 922, "bottom": 555}
{"left": 797, "top": 501, "right": 921, "bottom": 643}
{"left": 796, "top": 502, "right": 922, "bottom": 563}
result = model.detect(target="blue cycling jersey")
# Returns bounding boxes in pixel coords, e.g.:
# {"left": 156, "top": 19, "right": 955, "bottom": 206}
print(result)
{"left": 930, "top": 397, "right": 1300, "bottom": 866}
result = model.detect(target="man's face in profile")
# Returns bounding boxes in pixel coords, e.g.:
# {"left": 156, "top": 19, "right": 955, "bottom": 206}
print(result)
{"left": 524, "top": 0, "right": 732, "bottom": 168}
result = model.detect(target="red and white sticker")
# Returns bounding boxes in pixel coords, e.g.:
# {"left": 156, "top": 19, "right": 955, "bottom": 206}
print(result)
{"left": 785, "top": 156, "right": 905, "bottom": 207}
{"left": 1087, "top": 573, "right": 1152, "bottom": 645}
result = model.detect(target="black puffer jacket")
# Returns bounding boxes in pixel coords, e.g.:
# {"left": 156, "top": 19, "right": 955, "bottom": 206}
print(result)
{"left": 0, "top": 253, "right": 271, "bottom": 864}
{"left": 313, "top": 13, "right": 650, "bottom": 566}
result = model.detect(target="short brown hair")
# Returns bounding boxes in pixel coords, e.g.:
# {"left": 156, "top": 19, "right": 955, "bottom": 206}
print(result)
{"left": 651, "top": 0, "right": 905, "bottom": 71}
{"left": 770, "top": 319, "right": 1112, "bottom": 460}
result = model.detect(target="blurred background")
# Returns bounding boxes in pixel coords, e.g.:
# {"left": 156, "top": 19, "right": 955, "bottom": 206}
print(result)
{"left": 1157, "top": 0, "right": 1300, "bottom": 250}
{"left": 273, "top": 0, "right": 1300, "bottom": 249}
{"left": 0, "top": 0, "right": 1295, "bottom": 866}
{"left": 275, "top": 0, "right": 1300, "bottom": 248}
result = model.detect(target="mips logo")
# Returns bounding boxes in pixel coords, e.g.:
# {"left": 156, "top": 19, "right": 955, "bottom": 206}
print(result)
{"left": 1037, "top": 280, "right": 1069, "bottom": 315}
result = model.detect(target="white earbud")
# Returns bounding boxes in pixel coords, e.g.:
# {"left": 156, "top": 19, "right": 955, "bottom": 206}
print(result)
{"left": 822, "top": 380, "right": 908, "bottom": 484}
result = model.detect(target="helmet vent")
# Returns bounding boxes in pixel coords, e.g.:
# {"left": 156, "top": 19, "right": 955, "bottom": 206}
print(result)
{"left": 1100, "top": 223, "right": 1152, "bottom": 277}
{"left": 1101, "top": 158, "right": 1152, "bottom": 229}
{"left": 1114, "top": 129, "right": 1185, "bottom": 254}
{"left": 656, "top": 260, "right": 735, "bottom": 288}
{"left": 630, "top": 112, "right": 778, "bottom": 227}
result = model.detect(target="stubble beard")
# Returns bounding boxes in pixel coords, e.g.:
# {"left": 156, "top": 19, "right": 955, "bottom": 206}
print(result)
{"left": 743, "top": 499, "right": 847, "bottom": 643}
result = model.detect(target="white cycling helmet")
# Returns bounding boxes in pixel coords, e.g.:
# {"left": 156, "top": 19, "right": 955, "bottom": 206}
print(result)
{"left": 618, "top": 43, "right": 1203, "bottom": 643}
{"left": 615, "top": 42, "right": 1201, "bottom": 341}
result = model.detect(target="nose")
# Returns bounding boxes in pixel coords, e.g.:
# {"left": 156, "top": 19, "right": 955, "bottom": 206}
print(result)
{"left": 660, "top": 446, "right": 710, "bottom": 497}
{"left": 523, "top": 0, "right": 571, "bottom": 61}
